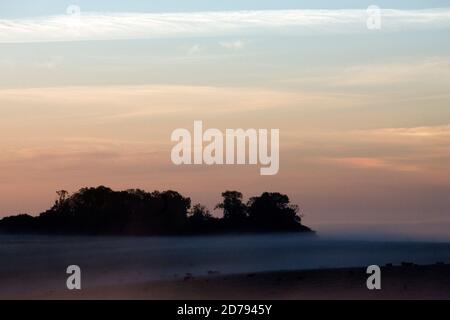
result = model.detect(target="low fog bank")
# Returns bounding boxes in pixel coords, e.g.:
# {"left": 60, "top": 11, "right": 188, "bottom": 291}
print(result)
{"left": 310, "top": 221, "right": 450, "bottom": 242}
{"left": 1, "top": 231, "right": 450, "bottom": 296}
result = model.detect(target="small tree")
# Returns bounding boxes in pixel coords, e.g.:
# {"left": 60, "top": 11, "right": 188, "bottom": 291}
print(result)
{"left": 215, "top": 191, "right": 247, "bottom": 222}
{"left": 189, "top": 203, "right": 212, "bottom": 222}
{"left": 54, "top": 190, "right": 69, "bottom": 210}
{"left": 247, "top": 192, "right": 302, "bottom": 229}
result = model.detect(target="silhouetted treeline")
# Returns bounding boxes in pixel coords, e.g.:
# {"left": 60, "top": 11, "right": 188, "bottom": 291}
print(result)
{"left": 0, "top": 186, "right": 314, "bottom": 235}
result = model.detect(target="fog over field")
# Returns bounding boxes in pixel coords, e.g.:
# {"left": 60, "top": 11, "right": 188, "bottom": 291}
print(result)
{"left": 1, "top": 232, "right": 450, "bottom": 297}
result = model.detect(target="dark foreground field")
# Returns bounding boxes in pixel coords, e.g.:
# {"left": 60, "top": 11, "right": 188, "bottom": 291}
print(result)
{"left": 7, "top": 264, "right": 450, "bottom": 300}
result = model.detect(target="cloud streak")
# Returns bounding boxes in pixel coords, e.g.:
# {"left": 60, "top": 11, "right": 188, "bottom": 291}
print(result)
{"left": 370, "top": 124, "right": 450, "bottom": 138}
{"left": 0, "top": 8, "right": 449, "bottom": 43}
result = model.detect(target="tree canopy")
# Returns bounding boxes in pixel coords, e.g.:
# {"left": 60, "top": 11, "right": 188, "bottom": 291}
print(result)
{"left": 0, "top": 186, "right": 313, "bottom": 235}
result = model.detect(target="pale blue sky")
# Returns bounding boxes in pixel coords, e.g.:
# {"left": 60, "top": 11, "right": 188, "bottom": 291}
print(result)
{"left": 1, "top": 0, "right": 450, "bottom": 18}
{"left": 0, "top": 1, "right": 450, "bottom": 231}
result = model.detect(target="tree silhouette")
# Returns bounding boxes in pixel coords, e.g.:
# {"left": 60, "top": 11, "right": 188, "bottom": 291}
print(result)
{"left": 215, "top": 191, "right": 248, "bottom": 223}
{"left": 55, "top": 190, "right": 69, "bottom": 208}
{"left": 189, "top": 204, "right": 212, "bottom": 222}
{"left": 0, "top": 187, "right": 313, "bottom": 235}
{"left": 247, "top": 192, "right": 304, "bottom": 231}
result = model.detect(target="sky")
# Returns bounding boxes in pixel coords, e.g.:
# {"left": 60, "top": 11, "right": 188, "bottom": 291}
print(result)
{"left": 0, "top": 1, "right": 450, "bottom": 234}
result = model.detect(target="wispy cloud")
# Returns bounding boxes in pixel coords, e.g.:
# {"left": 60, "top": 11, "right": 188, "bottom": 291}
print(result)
{"left": 187, "top": 44, "right": 202, "bottom": 55}
{"left": 281, "top": 57, "right": 450, "bottom": 89}
{"left": 332, "top": 58, "right": 450, "bottom": 87}
{"left": 219, "top": 40, "right": 245, "bottom": 50}
{"left": 369, "top": 124, "right": 450, "bottom": 138}
{"left": 329, "top": 157, "right": 419, "bottom": 172}
{"left": 0, "top": 9, "right": 449, "bottom": 43}
{"left": 333, "top": 157, "right": 390, "bottom": 169}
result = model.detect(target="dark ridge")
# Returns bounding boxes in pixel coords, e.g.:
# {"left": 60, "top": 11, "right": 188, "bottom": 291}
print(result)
{"left": 0, "top": 186, "right": 314, "bottom": 236}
